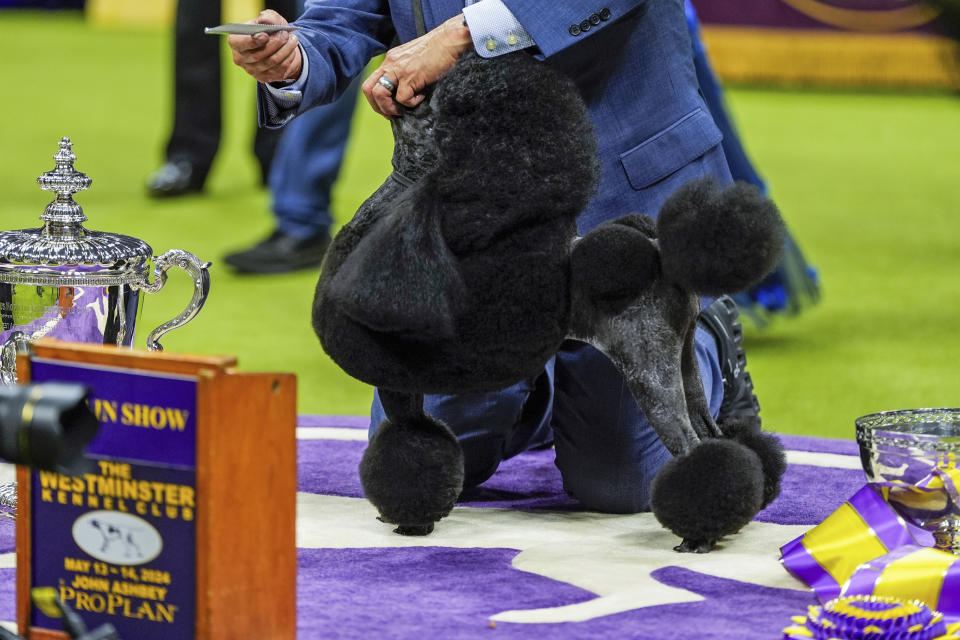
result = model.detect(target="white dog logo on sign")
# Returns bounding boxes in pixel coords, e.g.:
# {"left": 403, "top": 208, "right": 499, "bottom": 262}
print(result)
{"left": 72, "top": 511, "right": 163, "bottom": 566}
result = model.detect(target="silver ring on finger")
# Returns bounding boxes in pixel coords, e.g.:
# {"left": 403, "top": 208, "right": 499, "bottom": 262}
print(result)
{"left": 377, "top": 74, "right": 397, "bottom": 94}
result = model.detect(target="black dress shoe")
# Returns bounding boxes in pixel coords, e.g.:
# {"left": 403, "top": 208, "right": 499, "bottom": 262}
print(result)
{"left": 146, "top": 159, "right": 207, "bottom": 198}
{"left": 224, "top": 229, "right": 331, "bottom": 274}
{"left": 698, "top": 295, "right": 760, "bottom": 424}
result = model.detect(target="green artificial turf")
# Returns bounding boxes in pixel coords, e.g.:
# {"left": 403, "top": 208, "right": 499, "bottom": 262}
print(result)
{"left": 727, "top": 87, "right": 960, "bottom": 438}
{"left": 1, "top": 10, "right": 958, "bottom": 438}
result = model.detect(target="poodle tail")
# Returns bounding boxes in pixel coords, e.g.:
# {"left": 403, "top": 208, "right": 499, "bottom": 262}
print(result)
{"left": 656, "top": 178, "right": 785, "bottom": 296}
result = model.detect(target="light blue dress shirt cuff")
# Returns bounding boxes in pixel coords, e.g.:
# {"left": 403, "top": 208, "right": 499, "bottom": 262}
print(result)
{"left": 462, "top": 0, "right": 535, "bottom": 59}
{"left": 260, "top": 43, "right": 309, "bottom": 123}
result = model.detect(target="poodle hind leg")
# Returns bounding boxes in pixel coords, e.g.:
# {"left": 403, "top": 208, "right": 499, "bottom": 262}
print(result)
{"left": 681, "top": 317, "right": 722, "bottom": 441}
{"left": 718, "top": 416, "right": 787, "bottom": 510}
{"left": 654, "top": 328, "right": 768, "bottom": 552}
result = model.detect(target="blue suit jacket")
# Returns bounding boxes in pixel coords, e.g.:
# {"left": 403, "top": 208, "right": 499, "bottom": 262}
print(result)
{"left": 285, "top": 0, "right": 731, "bottom": 232}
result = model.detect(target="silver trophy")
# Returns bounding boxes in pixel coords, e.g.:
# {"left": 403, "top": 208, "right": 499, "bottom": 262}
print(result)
{"left": 0, "top": 137, "right": 211, "bottom": 517}
{"left": 0, "top": 137, "right": 211, "bottom": 384}
{"left": 857, "top": 408, "right": 960, "bottom": 555}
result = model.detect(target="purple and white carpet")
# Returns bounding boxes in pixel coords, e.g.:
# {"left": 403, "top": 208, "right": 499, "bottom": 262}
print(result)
{"left": 0, "top": 417, "right": 864, "bottom": 639}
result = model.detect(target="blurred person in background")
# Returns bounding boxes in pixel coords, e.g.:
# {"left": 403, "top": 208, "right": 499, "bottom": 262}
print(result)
{"left": 146, "top": 0, "right": 298, "bottom": 197}
{"left": 223, "top": 75, "right": 360, "bottom": 273}
{"left": 150, "top": 0, "right": 361, "bottom": 274}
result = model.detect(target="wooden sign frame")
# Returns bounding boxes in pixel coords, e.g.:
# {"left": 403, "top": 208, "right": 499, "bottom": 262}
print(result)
{"left": 15, "top": 340, "right": 297, "bottom": 639}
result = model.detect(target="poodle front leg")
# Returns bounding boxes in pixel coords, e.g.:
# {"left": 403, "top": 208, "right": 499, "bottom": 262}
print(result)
{"left": 359, "top": 390, "right": 465, "bottom": 535}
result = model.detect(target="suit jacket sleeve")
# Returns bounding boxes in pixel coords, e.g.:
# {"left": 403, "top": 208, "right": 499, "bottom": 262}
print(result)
{"left": 501, "top": 0, "right": 646, "bottom": 59}
{"left": 260, "top": 0, "right": 394, "bottom": 126}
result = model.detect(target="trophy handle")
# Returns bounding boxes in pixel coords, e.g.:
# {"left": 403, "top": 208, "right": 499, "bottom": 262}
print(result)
{"left": 1, "top": 331, "right": 29, "bottom": 384}
{"left": 137, "top": 249, "right": 211, "bottom": 352}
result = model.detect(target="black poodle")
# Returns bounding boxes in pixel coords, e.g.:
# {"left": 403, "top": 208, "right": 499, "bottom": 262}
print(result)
{"left": 313, "top": 51, "right": 786, "bottom": 551}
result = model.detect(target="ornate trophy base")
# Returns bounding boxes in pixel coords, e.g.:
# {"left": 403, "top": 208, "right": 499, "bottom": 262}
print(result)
{"left": 0, "top": 481, "right": 15, "bottom": 520}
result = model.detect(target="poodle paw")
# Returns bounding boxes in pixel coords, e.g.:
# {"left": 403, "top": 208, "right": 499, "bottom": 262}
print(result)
{"left": 360, "top": 414, "right": 464, "bottom": 536}
{"left": 650, "top": 439, "right": 765, "bottom": 548}
{"left": 393, "top": 522, "right": 436, "bottom": 536}
{"left": 673, "top": 538, "right": 717, "bottom": 554}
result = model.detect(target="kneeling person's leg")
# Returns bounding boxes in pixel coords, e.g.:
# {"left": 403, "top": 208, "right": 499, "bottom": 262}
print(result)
{"left": 551, "top": 330, "right": 722, "bottom": 514}
{"left": 369, "top": 362, "right": 556, "bottom": 488}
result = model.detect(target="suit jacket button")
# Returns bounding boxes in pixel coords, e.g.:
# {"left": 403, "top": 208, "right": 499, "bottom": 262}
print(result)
{"left": 589, "top": 13, "right": 601, "bottom": 25}
{"left": 599, "top": 7, "right": 612, "bottom": 20}
{"left": 569, "top": 23, "right": 581, "bottom": 36}
{"left": 579, "top": 19, "right": 591, "bottom": 32}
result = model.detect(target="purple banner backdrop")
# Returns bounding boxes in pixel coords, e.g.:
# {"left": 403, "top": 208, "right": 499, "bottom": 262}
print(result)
{"left": 27, "top": 360, "right": 198, "bottom": 640}
{"left": 0, "top": 1, "right": 83, "bottom": 7}
{"left": 691, "top": 0, "right": 942, "bottom": 32}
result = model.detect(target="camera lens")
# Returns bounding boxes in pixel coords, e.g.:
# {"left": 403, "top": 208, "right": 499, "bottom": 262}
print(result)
{"left": 0, "top": 383, "right": 99, "bottom": 474}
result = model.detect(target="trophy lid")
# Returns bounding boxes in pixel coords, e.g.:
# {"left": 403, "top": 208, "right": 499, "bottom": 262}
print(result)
{"left": 0, "top": 137, "right": 152, "bottom": 268}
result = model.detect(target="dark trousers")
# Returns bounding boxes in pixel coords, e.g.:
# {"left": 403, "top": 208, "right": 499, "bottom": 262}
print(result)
{"left": 165, "top": 0, "right": 299, "bottom": 182}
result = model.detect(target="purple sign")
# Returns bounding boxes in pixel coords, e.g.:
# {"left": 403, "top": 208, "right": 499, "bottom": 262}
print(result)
{"left": 30, "top": 463, "right": 195, "bottom": 640}
{"left": 33, "top": 359, "right": 197, "bottom": 467}
{"left": 29, "top": 359, "right": 198, "bottom": 640}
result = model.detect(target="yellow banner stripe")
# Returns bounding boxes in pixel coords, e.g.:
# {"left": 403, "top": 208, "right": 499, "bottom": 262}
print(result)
{"left": 874, "top": 548, "right": 955, "bottom": 609}
{"left": 777, "top": 0, "right": 938, "bottom": 32}
{"left": 803, "top": 503, "right": 888, "bottom": 587}
{"left": 700, "top": 26, "right": 960, "bottom": 91}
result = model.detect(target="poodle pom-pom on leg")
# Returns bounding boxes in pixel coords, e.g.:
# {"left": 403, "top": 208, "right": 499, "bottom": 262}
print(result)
{"left": 359, "top": 391, "right": 464, "bottom": 535}
{"left": 719, "top": 416, "right": 787, "bottom": 509}
{"left": 650, "top": 438, "right": 764, "bottom": 553}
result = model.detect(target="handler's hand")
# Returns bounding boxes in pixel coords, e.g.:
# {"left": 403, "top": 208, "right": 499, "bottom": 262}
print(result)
{"left": 362, "top": 14, "right": 472, "bottom": 118}
{"left": 228, "top": 10, "right": 302, "bottom": 84}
